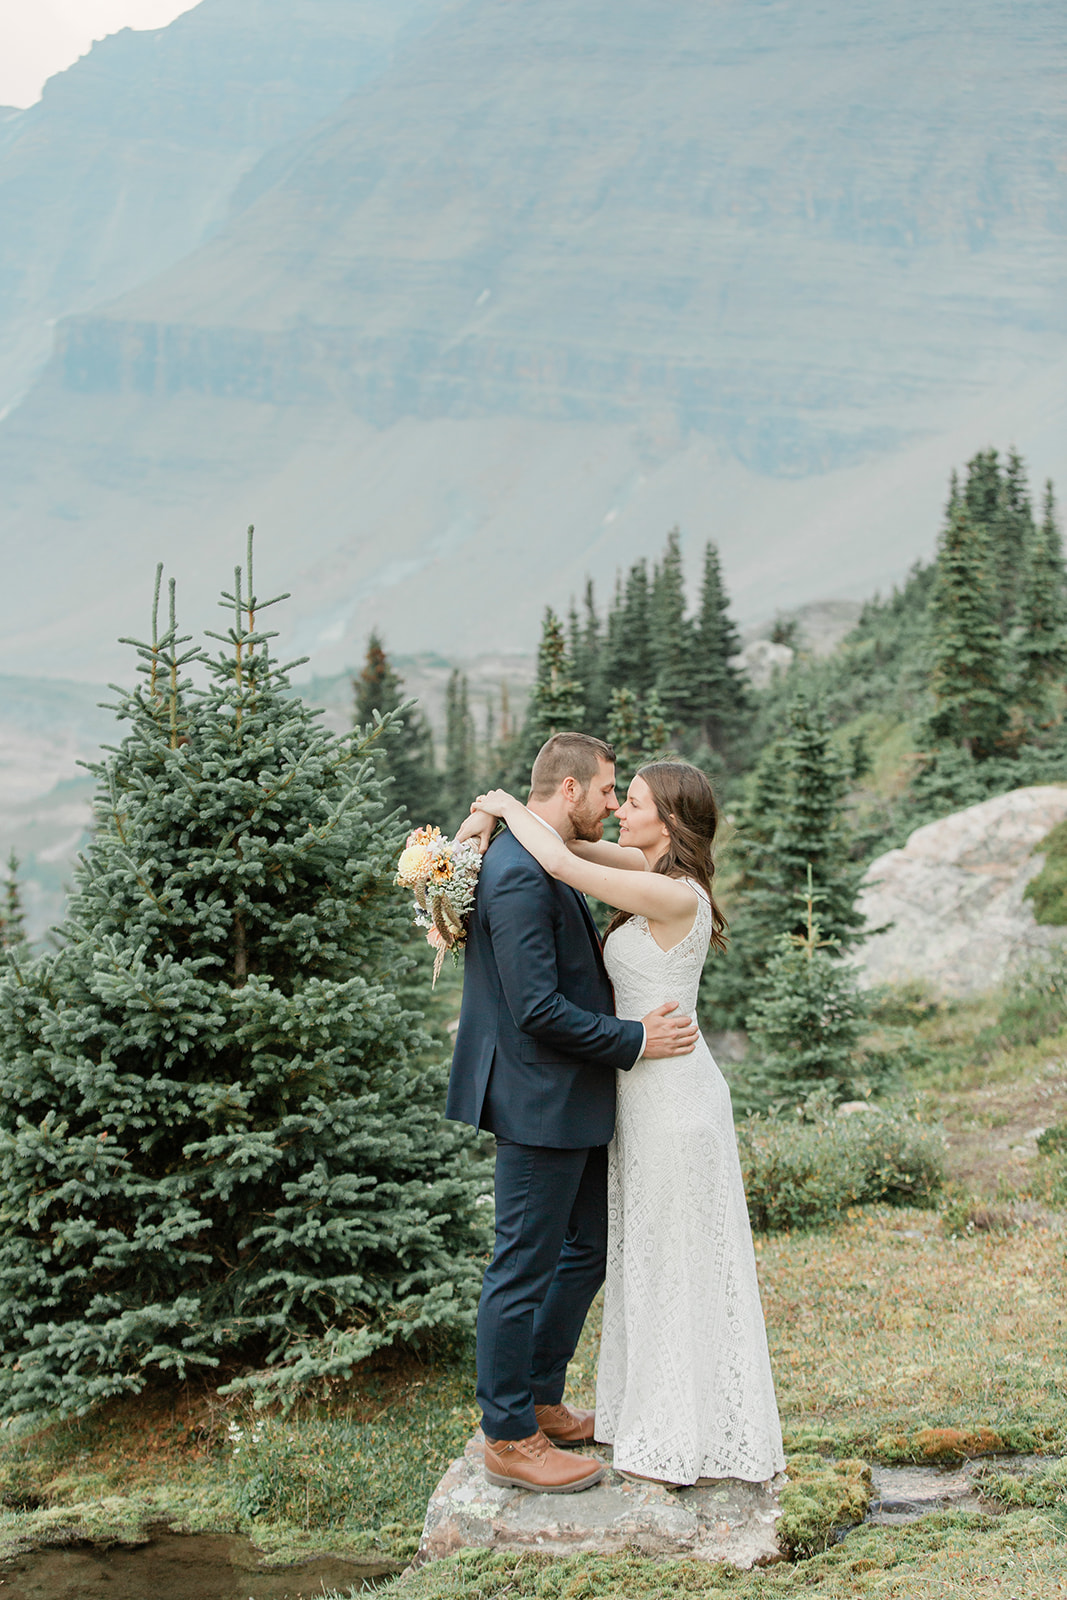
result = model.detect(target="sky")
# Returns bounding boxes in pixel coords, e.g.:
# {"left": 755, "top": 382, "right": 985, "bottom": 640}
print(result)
{"left": 0, "top": 0, "right": 200, "bottom": 106}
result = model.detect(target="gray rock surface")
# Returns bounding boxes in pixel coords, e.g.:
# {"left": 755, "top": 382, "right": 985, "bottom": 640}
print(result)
{"left": 854, "top": 786, "right": 1067, "bottom": 997}
{"left": 416, "top": 1432, "right": 783, "bottom": 1570}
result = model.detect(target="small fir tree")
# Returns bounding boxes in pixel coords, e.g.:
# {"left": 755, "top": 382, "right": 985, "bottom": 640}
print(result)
{"left": 691, "top": 540, "right": 747, "bottom": 754}
{"left": 0, "top": 852, "right": 27, "bottom": 950}
{"left": 571, "top": 579, "right": 608, "bottom": 730}
{"left": 352, "top": 632, "right": 437, "bottom": 824}
{"left": 606, "top": 687, "right": 672, "bottom": 783}
{"left": 1013, "top": 482, "right": 1067, "bottom": 724}
{"left": 701, "top": 697, "right": 864, "bottom": 1028}
{"left": 620, "top": 560, "right": 655, "bottom": 696}
{"left": 0, "top": 539, "right": 487, "bottom": 1422}
{"left": 925, "top": 497, "right": 1011, "bottom": 758}
{"left": 523, "top": 608, "right": 586, "bottom": 762}
{"left": 649, "top": 529, "right": 697, "bottom": 729}
{"left": 443, "top": 669, "right": 477, "bottom": 830}
{"left": 743, "top": 869, "right": 867, "bottom": 1111}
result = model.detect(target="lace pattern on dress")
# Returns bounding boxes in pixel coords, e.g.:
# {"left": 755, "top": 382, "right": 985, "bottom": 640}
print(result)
{"left": 594, "top": 879, "right": 785, "bottom": 1485}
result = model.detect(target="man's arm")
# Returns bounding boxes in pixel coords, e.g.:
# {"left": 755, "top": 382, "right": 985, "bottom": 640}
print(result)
{"left": 486, "top": 857, "right": 697, "bottom": 1068}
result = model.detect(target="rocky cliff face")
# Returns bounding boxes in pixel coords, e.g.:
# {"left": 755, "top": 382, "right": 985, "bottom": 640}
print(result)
{"left": 1, "top": 0, "right": 1065, "bottom": 677}
{"left": 0, "top": 0, "right": 447, "bottom": 414}
{"left": 854, "top": 787, "right": 1067, "bottom": 998}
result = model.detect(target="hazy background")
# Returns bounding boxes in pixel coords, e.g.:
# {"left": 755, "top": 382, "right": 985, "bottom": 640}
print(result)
{"left": 1, "top": 0, "right": 1065, "bottom": 931}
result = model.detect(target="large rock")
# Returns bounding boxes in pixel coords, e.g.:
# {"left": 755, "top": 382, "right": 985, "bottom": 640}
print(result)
{"left": 415, "top": 1431, "right": 782, "bottom": 1571}
{"left": 854, "top": 786, "right": 1067, "bottom": 997}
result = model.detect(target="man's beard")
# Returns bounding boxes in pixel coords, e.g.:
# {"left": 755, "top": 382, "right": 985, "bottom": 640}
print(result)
{"left": 570, "top": 798, "right": 606, "bottom": 843}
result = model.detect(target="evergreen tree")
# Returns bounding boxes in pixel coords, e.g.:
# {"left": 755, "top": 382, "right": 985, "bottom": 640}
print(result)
{"left": 352, "top": 632, "right": 437, "bottom": 824}
{"left": 572, "top": 579, "right": 608, "bottom": 731}
{"left": 691, "top": 540, "right": 747, "bottom": 753}
{"left": 1012, "top": 482, "right": 1067, "bottom": 724}
{"left": 443, "top": 669, "right": 477, "bottom": 830}
{"left": 964, "top": 448, "right": 1031, "bottom": 627}
{"left": 620, "top": 560, "right": 655, "bottom": 696}
{"left": 701, "top": 697, "right": 864, "bottom": 1029}
{"left": 0, "top": 852, "right": 27, "bottom": 950}
{"left": 524, "top": 608, "right": 586, "bottom": 757}
{"left": 649, "top": 529, "right": 696, "bottom": 729}
{"left": 925, "top": 497, "right": 1011, "bottom": 758}
{"left": 606, "top": 687, "right": 672, "bottom": 781}
{"left": 0, "top": 541, "right": 486, "bottom": 1422}
{"left": 743, "top": 871, "right": 867, "bottom": 1111}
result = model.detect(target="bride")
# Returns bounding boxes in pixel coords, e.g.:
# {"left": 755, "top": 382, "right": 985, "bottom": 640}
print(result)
{"left": 465, "top": 761, "right": 784, "bottom": 1487}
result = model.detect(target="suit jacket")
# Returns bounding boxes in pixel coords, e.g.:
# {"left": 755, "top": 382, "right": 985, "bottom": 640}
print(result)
{"left": 446, "top": 827, "right": 645, "bottom": 1148}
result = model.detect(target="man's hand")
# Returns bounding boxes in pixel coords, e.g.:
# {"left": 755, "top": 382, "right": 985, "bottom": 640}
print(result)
{"left": 641, "top": 1001, "right": 699, "bottom": 1058}
{"left": 455, "top": 807, "right": 496, "bottom": 855}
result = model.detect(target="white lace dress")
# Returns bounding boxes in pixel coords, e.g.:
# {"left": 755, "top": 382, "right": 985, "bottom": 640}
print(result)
{"left": 595, "top": 881, "right": 785, "bottom": 1485}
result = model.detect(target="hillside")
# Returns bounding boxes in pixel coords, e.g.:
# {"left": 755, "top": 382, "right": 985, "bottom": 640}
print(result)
{"left": 0, "top": 0, "right": 1064, "bottom": 682}
{"left": 0, "top": 0, "right": 449, "bottom": 414}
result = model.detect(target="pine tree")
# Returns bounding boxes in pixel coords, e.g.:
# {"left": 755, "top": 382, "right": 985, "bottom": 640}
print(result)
{"left": 701, "top": 697, "right": 864, "bottom": 1029}
{"left": 649, "top": 529, "right": 696, "bottom": 729}
{"left": 691, "top": 540, "right": 747, "bottom": 753}
{"left": 606, "top": 687, "right": 672, "bottom": 781}
{"left": 964, "top": 448, "right": 1031, "bottom": 627}
{"left": 524, "top": 608, "right": 586, "bottom": 756}
{"left": 620, "top": 560, "right": 655, "bottom": 696}
{"left": 0, "top": 539, "right": 487, "bottom": 1422}
{"left": 1013, "top": 482, "right": 1067, "bottom": 724}
{"left": 443, "top": 669, "right": 477, "bottom": 830}
{"left": 353, "top": 632, "right": 437, "bottom": 825}
{"left": 925, "top": 497, "right": 1011, "bottom": 758}
{"left": 0, "top": 852, "right": 27, "bottom": 950}
{"left": 572, "top": 579, "right": 608, "bottom": 730}
{"left": 743, "top": 871, "right": 867, "bottom": 1111}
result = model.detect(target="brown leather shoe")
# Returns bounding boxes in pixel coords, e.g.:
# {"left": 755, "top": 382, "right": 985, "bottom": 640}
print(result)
{"left": 533, "top": 1402, "right": 596, "bottom": 1447}
{"left": 484, "top": 1430, "right": 606, "bottom": 1493}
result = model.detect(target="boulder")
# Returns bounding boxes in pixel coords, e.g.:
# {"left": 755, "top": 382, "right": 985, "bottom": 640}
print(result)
{"left": 415, "top": 1431, "right": 782, "bottom": 1571}
{"left": 854, "top": 785, "right": 1067, "bottom": 997}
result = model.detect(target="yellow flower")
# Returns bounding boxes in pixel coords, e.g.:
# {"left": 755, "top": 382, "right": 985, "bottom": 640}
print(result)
{"left": 397, "top": 843, "right": 433, "bottom": 886}
{"left": 431, "top": 857, "right": 454, "bottom": 884}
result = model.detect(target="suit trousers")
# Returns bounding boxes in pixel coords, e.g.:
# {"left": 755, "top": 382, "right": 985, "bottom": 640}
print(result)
{"left": 476, "top": 1139, "right": 608, "bottom": 1441}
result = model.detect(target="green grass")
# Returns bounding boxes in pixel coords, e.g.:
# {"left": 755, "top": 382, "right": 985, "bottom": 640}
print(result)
{"left": 2, "top": 985, "right": 1066, "bottom": 1595}
{"left": 371, "top": 1512, "right": 1067, "bottom": 1599}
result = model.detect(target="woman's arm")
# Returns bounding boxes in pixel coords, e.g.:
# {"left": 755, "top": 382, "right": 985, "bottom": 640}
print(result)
{"left": 477, "top": 791, "right": 697, "bottom": 927}
{"left": 569, "top": 839, "right": 649, "bottom": 872}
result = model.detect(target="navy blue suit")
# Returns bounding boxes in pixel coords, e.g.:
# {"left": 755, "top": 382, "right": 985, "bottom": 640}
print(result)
{"left": 448, "top": 828, "right": 644, "bottom": 1439}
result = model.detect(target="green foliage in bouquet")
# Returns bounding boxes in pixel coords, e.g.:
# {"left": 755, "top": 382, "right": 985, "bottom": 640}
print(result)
{"left": 0, "top": 536, "right": 489, "bottom": 1422}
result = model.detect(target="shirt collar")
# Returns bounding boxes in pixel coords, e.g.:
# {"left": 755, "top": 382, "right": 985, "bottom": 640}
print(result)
{"left": 529, "top": 811, "right": 564, "bottom": 842}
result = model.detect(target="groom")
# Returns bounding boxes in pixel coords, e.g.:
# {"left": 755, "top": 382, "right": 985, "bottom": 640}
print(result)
{"left": 448, "top": 731, "right": 699, "bottom": 1493}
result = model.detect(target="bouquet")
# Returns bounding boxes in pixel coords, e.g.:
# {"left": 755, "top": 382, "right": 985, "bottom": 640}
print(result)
{"left": 396, "top": 824, "right": 483, "bottom": 986}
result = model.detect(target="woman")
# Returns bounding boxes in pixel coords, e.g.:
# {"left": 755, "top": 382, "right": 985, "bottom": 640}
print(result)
{"left": 467, "top": 762, "right": 784, "bottom": 1488}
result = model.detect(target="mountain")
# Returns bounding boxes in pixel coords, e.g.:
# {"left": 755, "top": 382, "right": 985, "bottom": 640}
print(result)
{"left": 0, "top": 0, "right": 450, "bottom": 415}
{"left": 1, "top": 0, "right": 1065, "bottom": 681}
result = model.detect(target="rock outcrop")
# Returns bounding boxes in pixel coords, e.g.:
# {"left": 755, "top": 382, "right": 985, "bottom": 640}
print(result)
{"left": 415, "top": 1432, "right": 782, "bottom": 1571}
{"left": 854, "top": 786, "right": 1067, "bottom": 997}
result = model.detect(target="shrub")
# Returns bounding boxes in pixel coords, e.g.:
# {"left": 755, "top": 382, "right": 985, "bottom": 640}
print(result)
{"left": 737, "top": 1101, "right": 944, "bottom": 1234}
{"left": 977, "top": 948, "right": 1067, "bottom": 1056}
{"left": 1025, "top": 817, "right": 1067, "bottom": 926}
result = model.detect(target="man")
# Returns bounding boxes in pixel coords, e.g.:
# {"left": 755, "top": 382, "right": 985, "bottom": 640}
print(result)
{"left": 448, "top": 732, "right": 699, "bottom": 1493}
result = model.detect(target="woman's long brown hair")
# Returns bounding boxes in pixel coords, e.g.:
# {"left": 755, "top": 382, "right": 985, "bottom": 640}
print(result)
{"left": 606, "top": 761, "right": 728, "bottom": 953}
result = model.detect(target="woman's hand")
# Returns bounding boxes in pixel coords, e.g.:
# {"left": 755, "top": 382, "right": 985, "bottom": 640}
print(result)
{"left": 472, "top": 789, "right": 517, "bottom": 819}
{"left": 455, "top": 808, "right": 496, "bottom": 855}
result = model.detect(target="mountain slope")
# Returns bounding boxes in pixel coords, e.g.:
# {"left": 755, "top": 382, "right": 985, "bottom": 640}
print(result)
{"left": 1, "top": 0, "right": 1065, "bottom": 678}
{"left": 0, "top": 0, "right": 450, "bottom": 414}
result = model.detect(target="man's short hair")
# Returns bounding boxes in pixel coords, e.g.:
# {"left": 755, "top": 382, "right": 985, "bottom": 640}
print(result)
{"left": 530, "top": 732, "right": 616, "bottom": 799}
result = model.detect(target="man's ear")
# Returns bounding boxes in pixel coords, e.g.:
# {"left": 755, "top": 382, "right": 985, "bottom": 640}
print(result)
{"left": 560, "top": 776, "right": 578, "bottom": 802}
